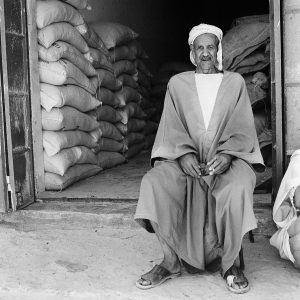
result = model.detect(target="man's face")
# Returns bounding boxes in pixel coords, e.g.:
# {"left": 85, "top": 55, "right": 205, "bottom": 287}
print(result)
{"left": 191, "top": 33, "right": 219, "bottom": 74}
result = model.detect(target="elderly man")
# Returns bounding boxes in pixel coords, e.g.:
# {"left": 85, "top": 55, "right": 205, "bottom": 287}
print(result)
{"left": 134, "top": 24, "right": 264, "bottom": 294}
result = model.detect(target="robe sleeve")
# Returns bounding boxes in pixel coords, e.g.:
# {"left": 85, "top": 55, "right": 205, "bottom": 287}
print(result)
{"left": 151, "top": 82, "right": 197, "bottom": 166}
{"left": 216, "top": 77, "right": 265, "bottom": 172}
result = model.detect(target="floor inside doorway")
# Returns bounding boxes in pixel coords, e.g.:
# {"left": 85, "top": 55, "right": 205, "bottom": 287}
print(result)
{"left": 39, "top": 151, "right": 152, "bottom": 201}
{"left": 39, "top": 150, "right": 272, "bottom": 201}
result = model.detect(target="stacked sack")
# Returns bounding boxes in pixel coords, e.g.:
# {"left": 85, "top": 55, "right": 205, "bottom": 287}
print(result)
{"left": 151, "top": 61, "right": 194, "bottom": 122}
{"left": 90, "top": 21, "right": 157, "bottom": 158}
{"left": 37, "top": 0, "right": 124, "bottom": 190}
{"left": 223, "top": 15, "right": 272, "bottom": 188}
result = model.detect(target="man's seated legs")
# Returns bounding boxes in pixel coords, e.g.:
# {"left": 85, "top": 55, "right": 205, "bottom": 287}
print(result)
{"left": 212, "top": 158, "right": 257, "bottom": 293}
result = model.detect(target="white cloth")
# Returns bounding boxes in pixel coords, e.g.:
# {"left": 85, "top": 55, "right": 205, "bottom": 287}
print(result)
{"left": 188, "top": 24, "right": 223, "bottom": 71}
{"left": 194, "top": 73, "right": 223, "bottom": 129}
{"left": 270, "top": 149, "right": 300, "bottom": 263}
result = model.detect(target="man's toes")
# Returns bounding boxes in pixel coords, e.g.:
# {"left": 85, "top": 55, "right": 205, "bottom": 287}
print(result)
{"left": 141, "top": 279, "right": 151, "bottom": 286}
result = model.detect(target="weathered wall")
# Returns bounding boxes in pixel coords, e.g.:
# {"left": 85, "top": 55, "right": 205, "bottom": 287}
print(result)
{"left": 283, "top": 0, "right": 300, "bottom": 155}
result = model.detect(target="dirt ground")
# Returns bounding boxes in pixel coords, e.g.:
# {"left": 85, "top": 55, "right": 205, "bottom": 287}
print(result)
{"left": 0, "top": 219, "right": 300, "bottom": 300}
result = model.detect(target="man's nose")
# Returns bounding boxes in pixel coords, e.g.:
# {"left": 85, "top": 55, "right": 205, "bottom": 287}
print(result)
{"left": 203, "top": 49, "right": 209, "bottom": 56}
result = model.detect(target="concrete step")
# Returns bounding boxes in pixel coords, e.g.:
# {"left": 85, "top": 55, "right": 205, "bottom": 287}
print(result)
{"left": 0, "top": 194, "right": 276, "bottom": 238}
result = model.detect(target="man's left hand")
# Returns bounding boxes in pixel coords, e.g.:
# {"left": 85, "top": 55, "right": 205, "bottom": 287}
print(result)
{"left": 207, "top": 154, "right": 233, "bottom": 175}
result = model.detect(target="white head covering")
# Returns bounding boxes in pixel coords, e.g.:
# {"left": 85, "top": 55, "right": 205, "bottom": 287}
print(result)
{"left": 188, "top": 23, "right": 223, "bottom": 71}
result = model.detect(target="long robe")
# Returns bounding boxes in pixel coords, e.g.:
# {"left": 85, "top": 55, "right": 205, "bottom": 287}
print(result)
{"left": 135, "top": 71, "right": 265, "bottom": 275}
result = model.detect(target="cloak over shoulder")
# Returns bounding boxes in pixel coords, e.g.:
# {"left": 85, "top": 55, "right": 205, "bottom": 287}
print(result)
{"left": 151, "top": 71, "right": 265, "bottom": 172}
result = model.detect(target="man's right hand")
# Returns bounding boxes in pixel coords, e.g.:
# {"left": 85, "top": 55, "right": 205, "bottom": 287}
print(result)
{"left": 178, "top": 153, "right": 201, "bottom": 178}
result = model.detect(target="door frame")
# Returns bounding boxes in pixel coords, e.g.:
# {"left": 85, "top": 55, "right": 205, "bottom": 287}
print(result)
{"left": 270, "top": 0, "right": 284, "bottom": 201}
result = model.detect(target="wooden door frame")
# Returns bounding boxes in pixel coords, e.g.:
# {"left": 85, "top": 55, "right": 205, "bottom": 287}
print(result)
{"left": 26, "top": 0, "right": 45, "bottom": 196}
{"left": 270, "top": 0, "right": 284, "bottom": 202}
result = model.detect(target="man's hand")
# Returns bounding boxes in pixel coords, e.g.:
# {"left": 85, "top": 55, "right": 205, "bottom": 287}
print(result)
{"left": 207, "top": 154, "right": 232, "bottom": 175}
{"left": 178, "top": 153, "right": 201, "bottom": 178}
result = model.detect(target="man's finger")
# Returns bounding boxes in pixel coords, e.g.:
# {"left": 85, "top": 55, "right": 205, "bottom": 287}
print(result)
{"left": 209, "top": 160, "right": 222, "bottom": 172}
{"left": 191, "top": 160, "right": 201, "bottom": 176}
{"left": 187, "top": 165, "right": 199, "bottom": 178}
{"left": 207, "top": 156, "right": 217, "bottom": 166}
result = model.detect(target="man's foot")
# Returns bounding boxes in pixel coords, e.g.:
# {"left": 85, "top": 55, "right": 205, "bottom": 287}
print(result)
{"left": 223, "top": 265, "right": 250, "bottom": 294}
{"left": 136, "top": 264, "right": 181, "bottom": 290}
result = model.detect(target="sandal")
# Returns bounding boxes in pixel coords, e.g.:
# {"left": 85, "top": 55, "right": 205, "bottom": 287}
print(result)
{"left": 223, "top": 265, "right": 250, "bottom": 294}
{"left": 136, "top": 264, "right": 181, "bottom": 290}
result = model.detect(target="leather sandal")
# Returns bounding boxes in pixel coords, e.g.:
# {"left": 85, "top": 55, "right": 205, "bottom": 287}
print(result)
{"left": 223, "top": 265, "right": 250, "bottom": 294}
{"left": 136, "top": 264, "right": 181, "bottom": 290}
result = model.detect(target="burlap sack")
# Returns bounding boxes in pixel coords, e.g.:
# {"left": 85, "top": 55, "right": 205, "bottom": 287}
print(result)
{"left": 38, "top": 22, "right": 89, "bottom": 53}
{"left": 113, "top": 60, "right": 137, "bottom": 77}
{"left": 40, "top": 83, "right": 100, "bottom": 112}
{"left": 44, "top": 146, "right": 98, "bottom": 176}
{"left": 89, "top": 105, "right": 122, "bottom": 123}
{"left": 38, "top": 42, "right": 96, "bottom": 77}
{"left": 127, "top": 40, "right": 148, "bottom": 59}
{"left": 124, "top": 142, "right": 145, "bottom": 159}
{"left": 89, "top": 121, "right": 124, "bottom": 142}
{"left": 45, "top": 164, "right": 101, "bottom": 191}
{"left": 117, "top": 74, "right": 138, "bottom": 89}
{"left": 90, "top": 21, "right": 139, "bottom": 49}
{"left": 124, "top": 132, "right": 145, "bottom": 147}
{"left": 42, "top": 106, "right": 99, "bottom": 132}
{"left": 89, "top": 48, "right": 113, "bottom": 71}
{"left": 93, "top": 138, "right": 127, "bottom": 153}
{"left": 36, "top": 0, "right": 84, "bottom": 29}
{"left": 96, "top": 69, "right": 122, "bottom": 91}
{"left": 109, "top": 45, "right": 136, "bottom": 63}
{"left": 98, "top": 88, "right": 124, "bottom": 108}
{"left": 96, "top": 151, "right": 126, "bottom": 170}
{"left": 60, "top": 0, "right": 90, "bottom": 10}
{"left": 117, "top": 102, "right": 147, "bottom": 125}
{"left": 115, "top": 87, "right": 142, "bottom": 106}
{"left": 39, "top": 59, "right": 98, "bottom": 94}
{"left": 43, "top": 130, "right": 98, "bottom": 156}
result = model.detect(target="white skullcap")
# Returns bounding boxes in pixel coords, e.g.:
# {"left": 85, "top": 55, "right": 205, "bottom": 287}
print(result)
{"left": 188, "top": 23, "right": 223, "bottom": 71}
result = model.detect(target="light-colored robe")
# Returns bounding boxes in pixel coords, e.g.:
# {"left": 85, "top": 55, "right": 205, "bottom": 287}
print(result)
{"left": 135, "top": 71, "right": 265, "bottom": 275}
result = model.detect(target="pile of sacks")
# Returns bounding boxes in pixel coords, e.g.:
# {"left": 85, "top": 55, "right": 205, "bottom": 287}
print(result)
{"left": 223, "top": 14, "right": 272, "bottom": 174}
{"left": 37, "top": 0, "right": 156, "bottom": 191}
{"left": 90, "top": 21, "right": 158, "bottom": 157}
